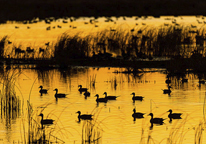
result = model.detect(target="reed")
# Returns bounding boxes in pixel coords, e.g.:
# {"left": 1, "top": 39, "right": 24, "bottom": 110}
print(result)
{"left": 0, "top": 35, "right": 8, "bottom": 60}
{"left": 81, "top": 108, "right": 105, "bottom": 144}
{"left": 53, "top": 32, "right": 92, "bottom": 66}
{"left": 0, "top": 69, "right": 22, "bottom": 123}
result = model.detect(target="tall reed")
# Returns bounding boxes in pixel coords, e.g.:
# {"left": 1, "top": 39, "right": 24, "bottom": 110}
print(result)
{"left": 0, "top": 69, "right": 21, "bottom": 124}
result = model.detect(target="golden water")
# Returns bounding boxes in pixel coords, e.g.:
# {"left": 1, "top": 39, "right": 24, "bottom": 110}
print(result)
{"left": 0, "top": 67, "right": 205, "bottom": 143}
{"left": 0, "top": 16, "right": 206, "bottom": 143}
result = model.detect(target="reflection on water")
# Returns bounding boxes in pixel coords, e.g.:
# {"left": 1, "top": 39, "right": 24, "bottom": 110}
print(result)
{"left": 0, "top": 66, "right": 205, "bottom": 143}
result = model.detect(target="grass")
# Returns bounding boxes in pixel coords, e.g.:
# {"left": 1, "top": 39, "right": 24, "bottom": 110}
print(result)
{"left": 0, "top": 69, "right": 22, "bottom": 124}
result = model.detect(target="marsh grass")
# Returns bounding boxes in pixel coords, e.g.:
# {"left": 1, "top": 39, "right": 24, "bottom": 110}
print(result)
{"left": 0, "top": 69, "right": 21, "bottom": 123}
{"left": 81, "top": 107, "right": 108, "bottom": 144}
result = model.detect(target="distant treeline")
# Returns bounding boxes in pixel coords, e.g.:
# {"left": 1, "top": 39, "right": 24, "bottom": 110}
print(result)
{"left": 0, "top": 0, "right": 205, "bottom": 22}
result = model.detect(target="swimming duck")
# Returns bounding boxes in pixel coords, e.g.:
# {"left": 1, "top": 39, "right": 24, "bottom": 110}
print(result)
{"left": 95, "top": 94, "right": 108, "bottom": 103}
{"left": 76, "top": 111, "right": 93, "bottom": 120}
{"left": 78, "top": 85, "right": 88, "bottom": 93}
{"left": 148, "top": 113, "right": 165, "bottom": 125}
{"left": 54, "top": 88, "right": 67, "bottom": 98}
{"left": 103, "top": 92, "right": 118, "bottom": 100}
{"left": 131, "top": 92, "right": 144, "bottom": 101}
{"left": 167, "top": 109, "right": 182, "bottom": 119}
{"left": 162, "top": 86, "right": 172, "bottom": 94}
{"left": 39, "top": 85, "right": 48, "bottom": 94}
{"left": 38, "top": 113, "right": 54, "bottom": 127}
{"left": 132, "top": 108, "right": 144, "bottom": 119}
{"left": 84, "top": 90, "right": 90, "bottom": 97}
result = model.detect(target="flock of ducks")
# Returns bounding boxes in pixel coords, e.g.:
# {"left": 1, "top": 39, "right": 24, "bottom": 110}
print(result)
{"left": 38, "top": 83, "right": 183, "bottom": 129}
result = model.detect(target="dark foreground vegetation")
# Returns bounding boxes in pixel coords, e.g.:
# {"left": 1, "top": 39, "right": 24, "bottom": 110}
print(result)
{"left": 1, "top": 0, "right": 206, "bottom": 22}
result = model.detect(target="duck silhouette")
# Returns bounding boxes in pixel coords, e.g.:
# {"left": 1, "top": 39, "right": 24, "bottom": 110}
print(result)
{"left": 95, "top": 94, "right": 108, "bottom": 103}
{"left": 76, "top": 111, "right": 93, "bottom": 120}
{"left": 78, "top": 85, "right": 88, "bottom": 93}
{"left": 39, "top": 113, "right": 54, "bottom": 128}
{"left": 103, "top": 92, "right": 119, "bottom": 100}
{"left": 54, "top": 88, "right": 68, "bottom": 98}
{"left": 131, "top": 92, "right": 144, "bottom": 101}
{"left": 167, "top": 109, "right": 182, "bottom": 119}
{"left": 148, "top": 113, "right": 165, "bottom": 125}
{"left": 132, "top": 108, "right": 144, "bottom": 119}
{"left": 39, "top": 86, "right": 48, "bottom": 94}
{"left": 162, "top": 86, "right": 172, "bottom": 94}
{"left": 84, "top": 90, "right": 90, "bottom": 97}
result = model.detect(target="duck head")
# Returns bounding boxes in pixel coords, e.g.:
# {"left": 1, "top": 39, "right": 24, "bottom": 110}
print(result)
{"left": 95, "top": 94, "right": 99, "bottom": 98}
{"left": 131, "top": 92, "right": 135, "bottom": 95}
{"left": 76, "top": 111, "right": 81, "bottom": 114}
{"left": 148, "top": 113, "right": 153, "bottom": 117}
{"left": 167, "top": 109, "right": 172, "bottom": 113}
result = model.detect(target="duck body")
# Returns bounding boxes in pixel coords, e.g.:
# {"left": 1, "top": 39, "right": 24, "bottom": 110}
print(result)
{"left": 39, "top": 86, "right": 48, "bottom": 94}
{"left": 39, "top": 113, "right": 54, "bottom": 126}
{"left": 95, "top": 94, "right": 108, "bottom": 103}
{"left": 84, "top": 90, "right": 90, "bottom": 97}
{"left": 148, "top": 113, "right": 164, "bottom": 125}
{"left": 103, "top": 92, "right": 118, "bottom": 100}
{"left": 76, "top": 111, "right": 93, "bottom": 120}
{"left": 132, "top": 108, "right": 144, "bottom": 118}
{"left": 78, "top": 85, "right": 88, "bottom": 93}
{"left": 168, "top": 109, "right": 182, "bottom": 119}
{"left": 163, "top": 86, "right": 172, "bottom": 94}
{"left": 131, "top": 92, "right": 144, "bottom": 101}
{"left": 54, "top": 88, "right": 67, "bottom": 98}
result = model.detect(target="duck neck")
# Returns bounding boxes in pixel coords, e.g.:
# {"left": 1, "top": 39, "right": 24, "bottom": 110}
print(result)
{"left": 55, "top": 90, "right": 58, "bottom": 94}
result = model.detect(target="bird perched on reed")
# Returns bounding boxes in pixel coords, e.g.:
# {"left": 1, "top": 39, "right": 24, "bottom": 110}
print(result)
{"left": 132, "top": 108, "right": 144, "bottom": 119}
{"left": 148, "top": 113, "right": 165, "bottom": 125}
{"left": 131, "top": 92, "right": 144, "bottom": 101}
{"left": 38, "top": 113, "right": 54, "bottom": 128}
{"left": 78, "top": 85, "right": 88, "bottom": 93}
{"left": 103, "top": 92, "right": 119, "bottom": 100}
{"left": 167, "top": 109, "right": 182, "bottom": 119}
{"left": 54, "top": 88, "right": 68, "bottom": 98}
{"left": 39, "top": 85, "right": 48, "bottom": 94}
{"left": 76, "top": 111, "right": 93, "bottom": 120}
{"left": 95, "top": 94, "right": 108, "bottom": 103}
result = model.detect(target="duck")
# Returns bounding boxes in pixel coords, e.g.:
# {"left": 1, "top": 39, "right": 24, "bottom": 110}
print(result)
{"left": 54, "top": 88, "right": 67, "bottom": 98}
{"left": 103, "top": 92, "right": 118, "bottom": 100}
{"left": 38, "top": 113, "right": 54, "bottom": 127}
{"left": 84, "top": 90, "right": 90, "bottom": 97}
{"left": 95, "top": 94, "right": 108, "bottom": 103}
{"left": 162, "top": 86, "right": 172, "bottom": 94}
{"left": 131, "top": 92, "right": 144, "bottom": 101}
{"left": 39, "top": 85, "right": 48, "bottom": 94}
{"left": 132, "top": 108, "right": 144, "bottom": 119}
{"left": 148, "top": 113, "right": 165, "bottom": 125}
{"left": 78, "top": 85, "right": 88, "bottom": 93}
{"left": 76, "top": 111, "right": 93, "bottom": 120}
{"left": 167, "top": 109, "right": 182, "bottom": 119}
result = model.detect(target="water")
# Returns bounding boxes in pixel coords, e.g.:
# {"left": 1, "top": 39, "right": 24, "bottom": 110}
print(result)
{"left": 0, "top": 16, "right": 206, "bottom": 143}
{"left": 0, "top": 66, "right": 205, "bottom": 143}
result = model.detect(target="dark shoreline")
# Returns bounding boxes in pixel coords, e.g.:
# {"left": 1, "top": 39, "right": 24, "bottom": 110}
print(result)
{"left": 3, "top": 57, "right": 204, "bottom": 72}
